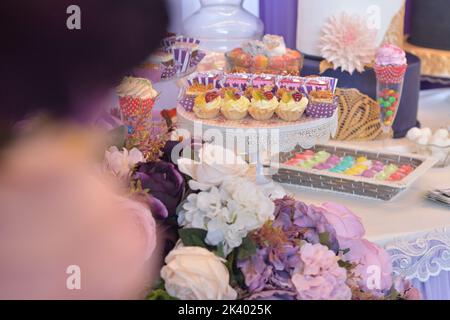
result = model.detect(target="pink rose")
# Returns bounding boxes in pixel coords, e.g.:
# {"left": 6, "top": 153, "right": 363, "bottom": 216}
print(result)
{"left": 321, "top": 202, "right": 365, "bottom": 241}
{"left": 340, "top": 238, "right": 393, "bottom": 292}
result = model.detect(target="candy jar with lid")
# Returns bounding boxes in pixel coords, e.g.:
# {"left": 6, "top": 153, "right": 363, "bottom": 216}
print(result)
{"left": 182, "top": 0, "right": 264, "bottom": 52}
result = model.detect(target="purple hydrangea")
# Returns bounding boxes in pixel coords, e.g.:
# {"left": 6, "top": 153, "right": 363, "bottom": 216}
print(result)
{"left": 273, "top": 196, "right": 339, "bottom": 252}
{"left": 238, "top": 196, "right": 340, "bottom": 297}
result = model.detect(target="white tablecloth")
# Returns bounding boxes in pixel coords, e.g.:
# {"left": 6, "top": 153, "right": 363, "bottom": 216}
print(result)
{"left": 287, "top": 88, "right": 450, "bottom": 245}
{"left": 285, "top": 88, "right": 450, "bottom": 298}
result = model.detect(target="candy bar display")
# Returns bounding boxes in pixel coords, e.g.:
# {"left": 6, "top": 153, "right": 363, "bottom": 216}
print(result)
{"left": 225, "top": 35, "right": 303, "bottom": 75}
{"left": 273, "top": 144, "right": 437, "bottom": 201}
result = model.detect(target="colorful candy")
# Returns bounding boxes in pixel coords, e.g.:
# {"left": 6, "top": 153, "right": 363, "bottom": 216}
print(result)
{"left": 284, "top": 150, "right": 414, "bottom": 182}
{"left": 377, "top": 87, "right": 401, "bottom": 126}
{"left": 298, "top": 151, "right": 331, "bottom": 169}
{"left": 375, "top": 164, "right": 398, "bottom": 181}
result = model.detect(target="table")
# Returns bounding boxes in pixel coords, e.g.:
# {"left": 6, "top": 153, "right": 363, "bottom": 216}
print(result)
{"left": 286, "top": 88, "right": 450, "bottom": 299}
{"left": 134, "top": 79, "right": 450, "bottom": 299}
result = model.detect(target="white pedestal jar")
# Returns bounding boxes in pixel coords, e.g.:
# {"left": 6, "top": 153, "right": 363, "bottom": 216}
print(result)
{"left": 182, "top": 0, "right": 264, "bottom": 52}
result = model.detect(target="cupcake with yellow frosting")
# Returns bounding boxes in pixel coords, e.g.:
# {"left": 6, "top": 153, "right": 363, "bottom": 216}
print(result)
{"left": 248, "top": 89, "right": 278, "bottom": 121}
{"left": 276, "top": 91, "right": 308, "bottom": 121}
{"left": 221, "top": 90, "right": 250, "bottom": 120}
{"left": 193, "top": 91, "right": 222, "bottom": 119}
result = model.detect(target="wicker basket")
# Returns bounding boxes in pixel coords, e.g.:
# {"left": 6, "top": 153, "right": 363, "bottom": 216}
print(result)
{"left": 271, "top": 144, "right": 437, "bottom": 201}
{"left": 334, "top": 88, "right": 382, "bottom": 141}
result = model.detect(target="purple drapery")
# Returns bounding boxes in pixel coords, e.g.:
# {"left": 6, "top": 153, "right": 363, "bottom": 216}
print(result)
{"left": 412, "top": 272, "right": 450, "bottom": 300}
{"left": 259, "top": 0, "right": 413, "bottom": 50}
{"left": 259, "top": 0, "right": 298, "bottom": 49}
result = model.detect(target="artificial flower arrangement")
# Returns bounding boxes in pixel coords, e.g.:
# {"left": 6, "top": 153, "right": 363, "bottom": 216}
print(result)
{"left": 101, "top": 108, "right": 419, "bottom": 300}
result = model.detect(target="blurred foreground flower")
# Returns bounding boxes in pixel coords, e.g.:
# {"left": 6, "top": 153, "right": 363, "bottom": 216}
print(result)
{"left": 104, "top": 146, "right": 144, "bottom": 179}
{"left": 132, "top": 161, "right": 184, "bottom": 218}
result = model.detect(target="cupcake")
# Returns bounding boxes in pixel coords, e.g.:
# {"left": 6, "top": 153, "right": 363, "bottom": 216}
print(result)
{"left": 221, "top": 90, "right": 250, "bottom": 120}
{"left": 244, "top": 86, "right": 256, "bottom": 100}
{"left": 116, "top": 77, "right": 158, "bottom": 118}
{"left": 305, "top": 90, "right": 338, "bottom": 118}
{"left": 193, "top": 91, "right": 222, "bottom": 119}
{"left": 174, "top": 41, "right": 199, "bottom": 58}
{"left": 248, "top": 89, "right": 278, "bottom": 121}
{"left": 178, "top": 83, "right": 214, "bottom": 112}
{"left": 186, "top": 83, "right": 214, "bottom": 96}
{"left": 149, "top": 50, "right": 174, "bottom": 67}
{"left": 276, "top": 91, "right": 308, "bottom": 121}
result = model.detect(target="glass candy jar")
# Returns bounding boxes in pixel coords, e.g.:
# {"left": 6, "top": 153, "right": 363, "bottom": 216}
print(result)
{"left": 183, "top": 0, "right": 264, "bottom": 52}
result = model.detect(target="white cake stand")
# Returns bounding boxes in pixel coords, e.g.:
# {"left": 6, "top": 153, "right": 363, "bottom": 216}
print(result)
{"left": 177, "top": 105, "right": 338, "bottom": 185}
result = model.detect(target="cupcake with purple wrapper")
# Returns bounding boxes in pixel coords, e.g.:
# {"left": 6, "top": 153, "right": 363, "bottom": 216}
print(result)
{"left": 222, "top": 73, "right": 252, "bottom": 91}
{"left": 172, "top": 43, "right": 193, "bottom": 74}
{"left": 251, "top": 74, "right": 276, "bottom": 89}
{"left": 302, "top": 77, "right": 337, "bottom": 95}
{"left": 173, "top": 37, "right": 207, "bottom": 72}
{"left": 161, "top": 32, "right": 178, "bottom": 48}
{"left": 187, "top": 72, "right": 222, "bottom": 89}
{"left": 190, "top": 51, "right": 206, "bottom": 68}
{"left": 178, "top": 80, "right": 215, "bottom": 112}
{"left": 305, "top": 90, "right": 338, "bottom": 118}
{"left": 174, "top": 37, "right": 200, "bottom": 59}
{"left": 134, "top": 50, "right": 175, "bottom": 83}
{"left": 277, "top": 76, "right": 305, "bottom": 91}
{"left": 161, "top": 65, "right": 180, "bottom": 80}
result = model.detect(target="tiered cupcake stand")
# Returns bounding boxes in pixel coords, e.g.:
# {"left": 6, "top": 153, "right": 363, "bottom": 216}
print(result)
{"left": 176, "top": 105, "right": 339, "bottom": 184}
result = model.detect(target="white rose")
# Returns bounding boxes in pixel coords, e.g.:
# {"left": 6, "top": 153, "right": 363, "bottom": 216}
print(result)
{"left": 178, "top": 144, "right": 248, "bottom": 190}
{"left": 104, "top": 146, "right": 144, "bottom": 178}
{"left": 161, "top": 246, "right": 237, "bottom": 300}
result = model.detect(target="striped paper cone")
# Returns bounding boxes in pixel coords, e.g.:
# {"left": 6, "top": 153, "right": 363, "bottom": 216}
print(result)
{"left": 172, "top": 47, "right": 192, "bottom": 73}
{"left": 177, "top": 37, "right": 200, "bottom": 45}
{"left": 190, "top": 51, "right": 206, "bottom": 68}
